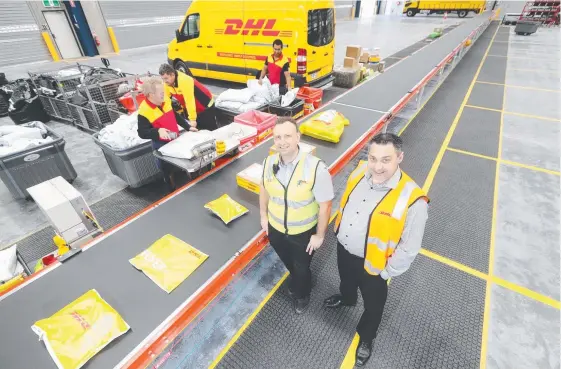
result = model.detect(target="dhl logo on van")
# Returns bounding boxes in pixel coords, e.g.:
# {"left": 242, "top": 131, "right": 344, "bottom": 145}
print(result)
{"left": 215, "top": 19, "right": 293, "bottom": 37}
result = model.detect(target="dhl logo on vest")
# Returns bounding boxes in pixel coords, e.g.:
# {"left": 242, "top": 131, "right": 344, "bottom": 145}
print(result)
{"left": 215, "top": 19, "right": 293, "bottom": 38}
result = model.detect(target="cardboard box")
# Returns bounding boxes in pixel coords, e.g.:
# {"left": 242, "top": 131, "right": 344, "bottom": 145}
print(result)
{"left": 236, "top": 163, "right": 263, "bottom": 194}
{"left": 269, "top": 142, "right": 317, "bottom": 156}
{"left": 345, "top": 45, "right": 362, "bottom": 59}
{"left": 343, "top": 57, "right": 359, "bottom": 69}
{"left": 359, "top": 52, "right": 370, "bottom": 63}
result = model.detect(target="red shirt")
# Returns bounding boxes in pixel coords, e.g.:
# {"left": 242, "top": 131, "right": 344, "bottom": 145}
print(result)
{"left": 265, "top": 53, "right": 290, "bottom": 85}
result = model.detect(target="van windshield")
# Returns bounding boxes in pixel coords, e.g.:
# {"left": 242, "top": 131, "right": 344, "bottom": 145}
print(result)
{"left": 308, "top": 8, "right": 335, "bottom": 47}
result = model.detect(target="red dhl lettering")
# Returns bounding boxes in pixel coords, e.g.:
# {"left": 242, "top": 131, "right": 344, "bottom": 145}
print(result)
{"left": 224, "top": 19, "right": 280, "bottom": 36}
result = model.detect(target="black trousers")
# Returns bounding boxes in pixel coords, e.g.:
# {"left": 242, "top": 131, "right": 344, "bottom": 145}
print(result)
{"left": 195, "top": 104, "right": 218, "bottom": 131}
{"left": 337, "top": 242, "right": 388, "bottom": 343}
{"left": 268, "top": 224, "right": 316, "bottom": 299}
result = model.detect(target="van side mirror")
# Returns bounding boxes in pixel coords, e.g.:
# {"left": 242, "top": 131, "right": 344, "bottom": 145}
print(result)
{"left": 175, "top": 29, "right": 185, "bottom": 42}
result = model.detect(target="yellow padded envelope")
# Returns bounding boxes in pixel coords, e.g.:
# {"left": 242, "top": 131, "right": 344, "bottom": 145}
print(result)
{"left": 31, "top": 289, "right": 130, "bottom": 369}
{"left": 130, "top": 234, "right": 208, "bottom": 293}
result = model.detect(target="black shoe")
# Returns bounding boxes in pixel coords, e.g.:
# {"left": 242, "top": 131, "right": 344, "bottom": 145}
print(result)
{"left": 294, "top": 296, "right": 310, "bottom": 314}
{"left": 355, "top": 340, "right": 372, "bottom": 367}
{"left": 323, "top": 294, "right": 356, "bottom": 309}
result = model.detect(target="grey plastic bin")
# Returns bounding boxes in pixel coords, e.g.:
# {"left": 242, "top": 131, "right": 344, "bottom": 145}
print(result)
{"left": 93, "top": 134, "right": 162, "bottom": 188}
{"left": 0, "top": 125, "right": 77, "bottom": 200}
{"left": 515, "top": 21, "right": 539, "bottom": 35}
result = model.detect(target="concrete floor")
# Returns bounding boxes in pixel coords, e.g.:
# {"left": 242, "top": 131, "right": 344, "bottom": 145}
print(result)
{"left": 487, "top": 25, "right": 560, "bottom": 369}
{"left": 0, "top": 15, "right": 466, "bottom": 248}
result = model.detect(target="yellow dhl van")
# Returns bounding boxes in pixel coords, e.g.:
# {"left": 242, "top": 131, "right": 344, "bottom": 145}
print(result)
{"left": 167, "top": 0, "right": 335, "bottom": 88}
{"left": 403, "top": 1, "right": 486, "bottom": 18}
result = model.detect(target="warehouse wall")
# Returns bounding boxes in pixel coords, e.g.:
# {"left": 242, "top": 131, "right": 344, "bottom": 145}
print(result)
{"left": 0, "top": 2, "right": 50, "bottom": 67}
{"left": 98, "top": 1, "right": 192, "bottom": 50}
{"left": 335, "top": 1, "right": 355, "bottom": 19}
{"left": 500, "top": 0, "right": 527, "bottom": 14}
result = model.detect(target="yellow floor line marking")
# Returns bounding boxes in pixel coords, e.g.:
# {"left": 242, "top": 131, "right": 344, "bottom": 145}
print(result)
{"left": 492, "top": 277, "right": 561, "bottom": 309}
{"left": 422, "top": 25, "right": 499, "bottom": 193}
{"left": 476, "top": 80, "right": 561, "bottom": 93}
{"left": 340, "top": 334, "right": 361, "bottom": 369}
{"left": 419, "top": 249, "right": 488, "bottom": 280}
{"left": 447, "top": 148, "right": 560, "bottom": 176}
{"left": 419, "top": 249, "right": 561, "bottom": 310}
{"left": 208, "top": 272, "right": 289, "bottom": 369}
{"left": 465, "top": 105, "right": 561, "bottom": 122}
{"left": 480, "top": 57, "right": 506, "bottom": 369}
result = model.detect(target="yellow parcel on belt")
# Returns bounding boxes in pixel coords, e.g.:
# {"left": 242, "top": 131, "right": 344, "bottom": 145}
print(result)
{"left": 299, "top": 109, "right": 349, "bottom": 143}
{"left": 31, "top": 289, "right": 130, "bottom": 369}
{"left": 130, "top": 234, "right": 208, "bottom": 293}
{"left": 205, "top": 194, "right": 249, "bottom": 224}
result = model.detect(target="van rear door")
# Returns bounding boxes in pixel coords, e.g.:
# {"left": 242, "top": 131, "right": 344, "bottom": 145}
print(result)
{"left": 304, "top": 8, "right": 335, "bottom": 83}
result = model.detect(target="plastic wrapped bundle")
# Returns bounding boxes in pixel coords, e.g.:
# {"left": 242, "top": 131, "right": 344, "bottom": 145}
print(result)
{"left": 299, "top": 109, "right": 349, "bottom": 143}
{"left": 333, "top": 66, "right": 361, "bottom": 88}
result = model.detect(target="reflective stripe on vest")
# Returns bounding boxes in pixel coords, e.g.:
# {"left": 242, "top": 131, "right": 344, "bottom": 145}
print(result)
{"left": 335, "top": 161, "right": 429, "bottom": 275}
{"left": 263, "top": 153, "right": 320, "bottom": 235}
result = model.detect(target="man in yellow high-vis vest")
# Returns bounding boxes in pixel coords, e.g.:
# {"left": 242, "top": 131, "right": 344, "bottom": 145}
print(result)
{"left": 260, "top": 117, "right": 334, "bottom": 314}
{"left": 324, "top": 133, "right": 429, "bottom": 366}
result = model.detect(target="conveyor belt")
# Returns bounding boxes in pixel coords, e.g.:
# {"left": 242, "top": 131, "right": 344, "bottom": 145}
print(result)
{"left": 0, "top": 14, "right": 493, "bottom": 369}
{"left": 338, "top": 16, "right": 486, "bottom": 113}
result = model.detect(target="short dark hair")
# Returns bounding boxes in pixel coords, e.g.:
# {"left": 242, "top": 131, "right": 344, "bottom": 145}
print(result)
{"left": 158, "top": 63, "right": 175, "bottom": 76}
{"left": 273, "top": 39, "right": 283, "bottom": 48}
{"left": 275, "top": 116, "right": 298, "bottom": 130}
{"left": 370, "top": 133, "right": 403, "bottom": 152}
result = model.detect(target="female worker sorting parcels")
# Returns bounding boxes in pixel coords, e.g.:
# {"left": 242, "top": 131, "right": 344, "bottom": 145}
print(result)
{"left": 137, "top": 75, "right": 197, "bottom": 192}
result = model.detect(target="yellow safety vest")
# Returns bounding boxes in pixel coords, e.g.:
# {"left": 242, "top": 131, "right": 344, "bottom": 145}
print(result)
{"left": 263, "top": 153, "right": 321, "bottom": 235}
{"left": 334, "top": 161, "right": 429, "bottom": 275}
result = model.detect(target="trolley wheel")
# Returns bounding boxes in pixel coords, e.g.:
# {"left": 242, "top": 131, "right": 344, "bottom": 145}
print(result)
{"left": 174, "top": 61, "right": 193, "bottom": 77}
{"left": 406, "top": 9, "right": 416, "bottom": 17}
{"left": 458, "top": 10, "right": 468, "bottom": 18}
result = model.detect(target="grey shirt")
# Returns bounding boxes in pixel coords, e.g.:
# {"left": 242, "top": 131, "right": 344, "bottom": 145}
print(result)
{"left": 337, "top": 168, "right": 429, "bottom": 280}
{"left": 262, "top": 147, "right": 334, "bottom": 203}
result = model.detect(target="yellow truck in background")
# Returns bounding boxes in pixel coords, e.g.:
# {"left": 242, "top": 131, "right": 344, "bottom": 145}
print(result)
{"left": 403, "top": 1, "right": 486, "bottom": 18}
{"left": 167, "top": 0, "right": 336, "bottom": 88}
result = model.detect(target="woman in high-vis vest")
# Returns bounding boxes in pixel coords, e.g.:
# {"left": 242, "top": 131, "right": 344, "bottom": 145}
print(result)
{"left": 260, "top": 117, "right": 334, "bottom": 314}
{"left": 323, "top": 133, "right": 429, "bottom": 367}
{"left": 159, "top": 63, "right": 218, "bottom": 131}
{"left": 137, "top": 76, "right": 197, "bottom": 192}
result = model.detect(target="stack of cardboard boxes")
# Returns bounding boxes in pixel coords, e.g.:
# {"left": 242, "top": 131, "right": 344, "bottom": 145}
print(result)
{"left": 334, "top": 45, "right": 383, "bottom": 88}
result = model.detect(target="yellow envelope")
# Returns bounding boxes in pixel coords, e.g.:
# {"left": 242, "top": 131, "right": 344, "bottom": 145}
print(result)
{"left": 31, "top": 289, "right": 130, "bottom": 369}
{"left": 204, "top": 194, "right": 249, "bottom": 224}
{"left": 130, "top": 234, "right": 208, "bottom": 293}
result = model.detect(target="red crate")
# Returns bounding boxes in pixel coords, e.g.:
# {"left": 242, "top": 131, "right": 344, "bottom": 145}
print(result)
{"left": 234, "top": 110, "right": 277, "bottom": 142}
{"left": 296, "top": 87, "right": 323, "bottom": 116}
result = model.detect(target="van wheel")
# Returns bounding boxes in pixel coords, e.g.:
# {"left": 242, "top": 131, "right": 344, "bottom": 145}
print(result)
{"left": 406, "top": 9, "right": 416, "bottom": 17}
{"left": 458, "top": 10, "right": 468, "bottom": 18}
{"left": 174, "top": 61, "right": 193, "bottom": 77}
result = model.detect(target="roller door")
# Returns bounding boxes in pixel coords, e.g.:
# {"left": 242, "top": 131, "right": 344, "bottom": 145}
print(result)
{"left": 0, "top": 2, "right": 50, "bottom": 67}
{"left": 98, "top": 1, "right": 192, "bottom": 50}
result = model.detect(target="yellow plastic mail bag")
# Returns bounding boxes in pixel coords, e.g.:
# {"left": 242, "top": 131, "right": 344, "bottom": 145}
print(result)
{"left": 299, "top": 109, "right": 349, "bottom": 143}
{"left": 130, "top": 234, "right": 208, "bottom": 293}
{"left": 204, "top": 194, "right": 249, "bottom": 224}
{"left": 31, "top": 289, "right": 130, "bottom": 369}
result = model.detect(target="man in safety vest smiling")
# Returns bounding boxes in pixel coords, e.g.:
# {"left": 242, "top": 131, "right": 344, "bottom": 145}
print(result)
{"left": 324, "top": 133, "right": 429, "bottom": 366}
{"left": 260, "top": 117, "right": 334, "bottom": 314}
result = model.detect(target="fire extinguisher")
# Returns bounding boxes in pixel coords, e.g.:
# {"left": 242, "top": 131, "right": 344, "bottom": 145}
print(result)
{"left": 92, "top": 32, "right": 100, "bottom": 46}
